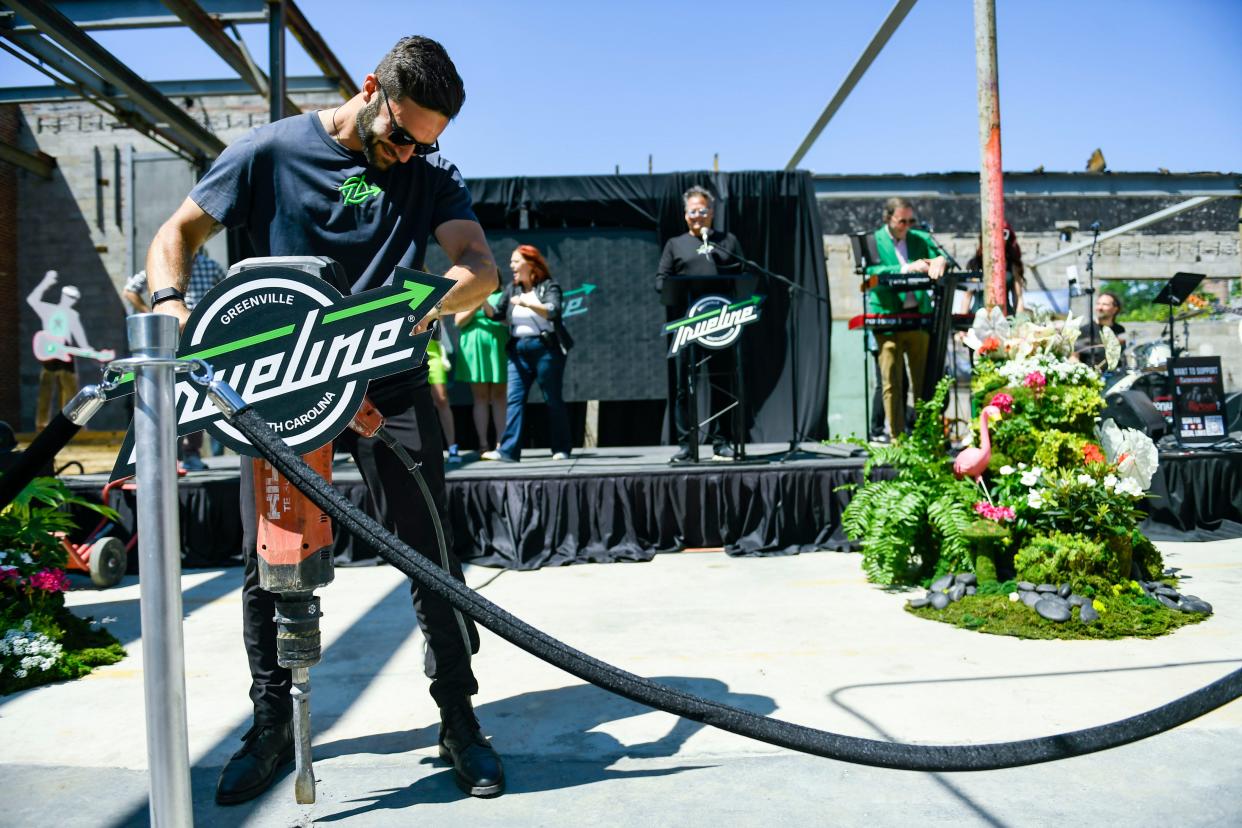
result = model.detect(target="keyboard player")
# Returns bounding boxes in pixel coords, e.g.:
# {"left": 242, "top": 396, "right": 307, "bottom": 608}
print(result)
{"left": 864, "top": 197, "right": 947, "bottom": 438}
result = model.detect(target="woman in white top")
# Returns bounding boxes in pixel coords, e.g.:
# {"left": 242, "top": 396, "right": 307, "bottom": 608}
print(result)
{"left": 481, "top": 244, "right": 573, "bottom": 461}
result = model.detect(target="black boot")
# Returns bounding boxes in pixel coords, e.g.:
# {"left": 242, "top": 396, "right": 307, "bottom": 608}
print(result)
{"left": 215, "top": 722, "right": 294, "bottom": 805}
{"left": 438, "top": 697, "right": 505, "bottom": 797}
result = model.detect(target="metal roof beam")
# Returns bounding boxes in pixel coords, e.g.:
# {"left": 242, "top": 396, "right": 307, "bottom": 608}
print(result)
{"left": 3, "top": 0, "right": 266, "bottom": 31}
{"left": 0, "top": 29, "right": 206, "bottom": 160}
{"left": 0, "top": 138, "right": 55, "bottom": 178}
{"left": 284, "top": 0, "right": 356, "bottom": 100}
{"left": 158, "top": 0, "right": 299, "bottom": 114}
{"left": 813, "top": 172, "right": 1242, "bottom": 199}
{"left": 0, "top": 74, "right": 338, "bottom": 103}
{"left": 786, "top": 0, "right": 918, "bottom": 171}
{"left": 2, "top": 0, "right": 224, "bottom": 160}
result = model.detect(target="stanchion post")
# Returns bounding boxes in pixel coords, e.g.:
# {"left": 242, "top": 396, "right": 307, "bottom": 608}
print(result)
{"left": 128, "top": 313, "right": 194, "bottom": 826}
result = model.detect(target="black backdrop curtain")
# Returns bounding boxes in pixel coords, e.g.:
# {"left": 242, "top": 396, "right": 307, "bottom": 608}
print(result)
{"left": 462, "top": 170, "right": 831, "bottom": 442}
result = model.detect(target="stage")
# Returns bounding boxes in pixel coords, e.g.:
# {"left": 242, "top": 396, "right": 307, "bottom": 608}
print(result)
{"left": 56, "top": 441, "right": 1242, "bottom": 572}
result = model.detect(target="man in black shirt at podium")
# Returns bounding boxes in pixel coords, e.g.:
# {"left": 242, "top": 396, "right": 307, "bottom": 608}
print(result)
{"left": 655, "top": 185, "right": 746, "bottom": 461}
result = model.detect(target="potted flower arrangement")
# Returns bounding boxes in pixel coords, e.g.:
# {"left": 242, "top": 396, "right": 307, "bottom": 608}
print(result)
{"left": 844, "top": 306, "right": 1206, "bottom": 635}
{"left": 0, "top": 478, "right": 125, "bottom": 694}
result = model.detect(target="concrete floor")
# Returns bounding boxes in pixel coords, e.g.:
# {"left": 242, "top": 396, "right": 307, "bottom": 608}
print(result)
{"left": 2, "top": 540, "right": 1241, "bottom": 827}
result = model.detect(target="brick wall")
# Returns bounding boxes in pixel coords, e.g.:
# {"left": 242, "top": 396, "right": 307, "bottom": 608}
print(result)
{"left": 0, "top": 106, "right": 20, "bottom": 427}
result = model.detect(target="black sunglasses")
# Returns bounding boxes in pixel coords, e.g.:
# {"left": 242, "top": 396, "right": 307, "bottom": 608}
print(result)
{"left": 378, "top": 85, "right": 440, "bottom": 157}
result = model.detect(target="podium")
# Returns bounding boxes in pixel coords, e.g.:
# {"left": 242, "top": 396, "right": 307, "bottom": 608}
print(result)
{"left": 661, "top": 279, "right": 762, "bottom": 463}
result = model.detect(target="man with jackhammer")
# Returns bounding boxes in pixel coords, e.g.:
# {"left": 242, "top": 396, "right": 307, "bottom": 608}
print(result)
{"left": 145, "top": 36, "right": 505, "bottom": 804}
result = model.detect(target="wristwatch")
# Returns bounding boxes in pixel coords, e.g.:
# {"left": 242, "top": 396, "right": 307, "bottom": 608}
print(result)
{"left": 150, "top": 287, "right": 186, "bottom": 307}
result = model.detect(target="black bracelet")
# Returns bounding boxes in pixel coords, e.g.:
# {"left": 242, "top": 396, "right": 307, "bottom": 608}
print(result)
{"left": 150, "top": 287, "right": 186, "bottom": 307}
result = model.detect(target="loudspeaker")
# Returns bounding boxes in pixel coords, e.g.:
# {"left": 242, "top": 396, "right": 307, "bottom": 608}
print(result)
{"left": 1103, "top": 389, "right": 1167, "bottom": 440}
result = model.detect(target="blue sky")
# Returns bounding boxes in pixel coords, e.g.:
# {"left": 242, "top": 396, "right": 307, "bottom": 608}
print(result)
{"left": 4, "top": 0, "right": 1239, "bottom": 178}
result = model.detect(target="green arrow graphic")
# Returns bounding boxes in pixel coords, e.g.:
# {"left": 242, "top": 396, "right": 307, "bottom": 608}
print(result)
{"left": 564, "top": 283, "right": 597, "bottom": 298}
{"left": 323, "top": 280, "right": 434, "bottom": 323}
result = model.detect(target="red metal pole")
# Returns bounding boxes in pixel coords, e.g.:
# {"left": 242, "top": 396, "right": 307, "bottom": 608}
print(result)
{"left": 975, "top": 0, "right": 1007, "bottom": 313}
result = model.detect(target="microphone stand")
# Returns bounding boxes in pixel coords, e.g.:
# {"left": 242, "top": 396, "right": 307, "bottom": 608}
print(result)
{"left": 919, "top": 223, "right": 965, "bottom": 441}
{"left": 1085, "top": 221, "right": 1101, "bottom": 356}
{"left": 704, "top": 236, "right": 830, "bottom": 462}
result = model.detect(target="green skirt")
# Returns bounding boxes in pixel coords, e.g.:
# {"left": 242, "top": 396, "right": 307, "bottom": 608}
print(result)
{"left": 455, "top": 316, "right": 509, "bottom": 384}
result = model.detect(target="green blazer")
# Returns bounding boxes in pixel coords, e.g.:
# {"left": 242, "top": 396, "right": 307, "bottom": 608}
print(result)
{"left": 863, "top": 227, "right": 943, "bottom": 315}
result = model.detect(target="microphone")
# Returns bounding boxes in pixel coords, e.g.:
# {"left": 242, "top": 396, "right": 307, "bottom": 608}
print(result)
{"left": 697, "top": 225, "right": 712, "bottom": 256}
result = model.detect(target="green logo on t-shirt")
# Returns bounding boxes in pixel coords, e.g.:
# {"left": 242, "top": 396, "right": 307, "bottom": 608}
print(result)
{"left": 339, "top": 173, "right": 382, "bottom": 205}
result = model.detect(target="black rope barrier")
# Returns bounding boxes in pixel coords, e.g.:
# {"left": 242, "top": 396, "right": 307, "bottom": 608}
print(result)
{"left": 0, "top": 410, "right": 84, "bottom": 511}
{"left": 226, "top": 404, "right": 1242, "bottom": 773}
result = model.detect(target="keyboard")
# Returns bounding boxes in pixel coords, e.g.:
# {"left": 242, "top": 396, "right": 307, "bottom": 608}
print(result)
{"left": 860, "top": 270, "right": 984, "bottom": 291}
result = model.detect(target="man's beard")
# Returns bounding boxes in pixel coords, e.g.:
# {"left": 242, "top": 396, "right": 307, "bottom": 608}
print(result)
{"left": 355, "top": 95, "right": 390, "bottom": 169}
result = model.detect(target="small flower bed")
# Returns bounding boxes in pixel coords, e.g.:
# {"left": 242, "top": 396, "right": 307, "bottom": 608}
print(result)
{"left": 0, "top": 478, "right": 125, "bottom": 695}
{"left": 846, "top": 306, "right": 1198, "bottom": 638}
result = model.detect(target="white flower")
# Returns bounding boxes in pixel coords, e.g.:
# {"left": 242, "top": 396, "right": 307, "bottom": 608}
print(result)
{"left": 1000, "top": 465, "right": 1015, "bottom": 476}
{"left": 1099, "top": 419, "right": 1159, "bottom": 491}
{"left": 1020, "top": 470, "right": 1041, "bottom": 487}
{"left": 1114, "top": 478, "right": 1145, "bottom": 498}
{"left": 1018, "top": 462, "right": 1027, "bottom": 469}
{"left": 1103, "top": 474, "right": 1118, "bottom": 490}
{"left": 1077, "top": 473, "right": 1095, "bottom": 486}
{"left": 1027, "top": 490, "right": 1045, "bottom": 508}
{"left": 20, "top": 553, "right": 32, "bottom": 565}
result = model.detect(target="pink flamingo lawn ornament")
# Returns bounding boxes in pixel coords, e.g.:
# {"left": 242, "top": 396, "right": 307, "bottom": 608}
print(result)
{"left": 954, "top": 405, "right": 1003, "bottom": 495}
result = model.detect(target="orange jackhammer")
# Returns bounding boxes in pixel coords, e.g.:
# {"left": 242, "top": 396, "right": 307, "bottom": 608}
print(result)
{"left": 251, "top": 397, "right": 388, "bottom": 804}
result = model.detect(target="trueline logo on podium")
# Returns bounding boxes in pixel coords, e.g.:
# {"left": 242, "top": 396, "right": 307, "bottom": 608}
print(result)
{"left": 663, "top": 294, "right": 764, "bottom": 357}
{"left": 109, "top": 259, "right": 451, "bottom": 480}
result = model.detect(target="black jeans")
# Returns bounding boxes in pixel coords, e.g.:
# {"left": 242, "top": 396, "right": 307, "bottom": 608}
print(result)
{"left": 239, "top": 385, "right": 479, "bottom": 725}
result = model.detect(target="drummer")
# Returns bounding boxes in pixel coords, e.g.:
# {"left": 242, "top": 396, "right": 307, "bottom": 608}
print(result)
{"left": 1075, "top": 291, "right": 1127, "bottom": 366}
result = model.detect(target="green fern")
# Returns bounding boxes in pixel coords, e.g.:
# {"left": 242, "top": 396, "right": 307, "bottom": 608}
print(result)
{"left": 843, "top": 378, "right": 981, "bottom": 585}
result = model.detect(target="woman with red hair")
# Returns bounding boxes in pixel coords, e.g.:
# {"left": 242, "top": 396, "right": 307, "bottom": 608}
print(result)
{"left": 481, "top": 244, "right": 574, "bottom": 461}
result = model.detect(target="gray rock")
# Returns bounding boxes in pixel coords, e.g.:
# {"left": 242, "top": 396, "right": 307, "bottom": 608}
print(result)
{"left": 1022, "top": 591, "right": 1043, "bottom": 608}
{"left": 1154, "top": 586, "right": 1180, "bottom": 599}
{"left": 1036, "top": 583, "right": 1058, "bottom": 594}
{"left": 1068, "top": 594, "right": 1088, "bottom": 607}
{"left": 1157, "top": 595, "right": 1181, "bottom": 611}
{"left": 1181, "top": 599, "right": 1213, "bottom": 615}
{"left": 965, "top": 585, "right": 977, "bottom": 596}
{"left": 1041, "top": 594, "right": 1070, "bottom": 609}
{"left": 1058, "top": 583, "right": 1072, "bottom": 598}
{"left": 1079, "top": 603, "right": 1100, "bottom": 623}
{"left": 956, "top": 573, "right": 978, "bottom": 587}
{"left": 930, "top": 592, "right": 951, "bottom": 610}
{"left": 908, "top": 596, "right": 930, "bottom": 609}
{"left": 1035, "top": 599, "right": 1071, "bottom": 622}
{"left": 931, "top": 574, "right": 955, "bottom": 593}
{"left": 948, "top": 584, "right": 966, "bottom": 603}
{"left": 1017, "top": 581, "right": 1036, "bottom": 592}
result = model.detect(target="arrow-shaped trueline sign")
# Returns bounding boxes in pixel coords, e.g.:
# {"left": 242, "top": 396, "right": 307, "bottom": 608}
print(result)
{"left": 663, "top": 295, "right": 764, "bottom": 332}
{"left": 107, "top": 265, "right": 452, "bottom": 480}
{"left": 103, "top": 276, "right": 438, "bottom": 399}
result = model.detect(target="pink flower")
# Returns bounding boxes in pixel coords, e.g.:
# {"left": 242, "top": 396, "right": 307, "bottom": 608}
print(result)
{"left": 990, "top": 392, "right": 1014, "bottom": 413}
{"left": 1023, "top": 371, "right": 1047, "bottom": 391}
{"left": 30, "top": 568, "right": 70, "bottom": 593}
{"left": 973, "top": 501, "right": 1016, "bottom": 522}
{"left": 0, "top": 566, "right": 20, "bottom": 582}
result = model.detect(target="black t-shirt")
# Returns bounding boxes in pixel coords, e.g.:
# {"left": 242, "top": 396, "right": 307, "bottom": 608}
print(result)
{"left": 189, "top": 112, "right": 478, "bottom": 404}
{"left": 655, "top": 230, "right": 746, "bottom": 310}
